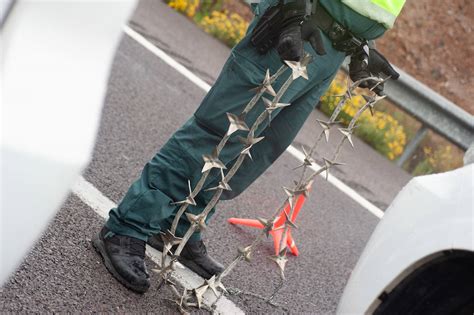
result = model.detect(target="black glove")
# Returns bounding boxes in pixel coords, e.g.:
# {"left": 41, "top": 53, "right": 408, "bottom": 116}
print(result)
{"left": 277, "top": 9, "right": 328, "bottom": 61}
{"left": 251, "top": 0, "right": 326, "bottom": 62}
{"left": 276, "top": 23, "right": 304, "bottom": 61}
{"left": 349, "top": 46, "right": 399, "bottom": 95}
{"left": 275, "top": 1, "right": 306, "bottom": 61}
{"left": 300, "top": 16, "right": 327, "bottom": 56}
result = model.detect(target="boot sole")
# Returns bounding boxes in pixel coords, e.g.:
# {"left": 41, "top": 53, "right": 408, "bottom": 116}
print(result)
{"left": 92, "top": 234, "right": 149, "bottom": 294}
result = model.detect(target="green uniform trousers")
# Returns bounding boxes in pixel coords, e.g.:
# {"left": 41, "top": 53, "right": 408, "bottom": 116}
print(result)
{"left": 106, "top": 0, "right": 386, "bottom": 241}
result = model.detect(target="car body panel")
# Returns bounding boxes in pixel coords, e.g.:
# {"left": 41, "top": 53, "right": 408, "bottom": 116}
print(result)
{"left": 1, "top": 0, "right": 137, "bottom": 285}
{"left": 337, "top": 163, "right": 474, "bottom": 314}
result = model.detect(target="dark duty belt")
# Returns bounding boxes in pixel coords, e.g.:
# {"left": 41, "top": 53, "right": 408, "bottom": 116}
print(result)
{"left": 310, "top": 0, "right": 366, "bottom": 54}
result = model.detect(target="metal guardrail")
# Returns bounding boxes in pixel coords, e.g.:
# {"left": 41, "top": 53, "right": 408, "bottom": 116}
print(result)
{"left": 342, "top": 65, "right": 474, "bottom": 166}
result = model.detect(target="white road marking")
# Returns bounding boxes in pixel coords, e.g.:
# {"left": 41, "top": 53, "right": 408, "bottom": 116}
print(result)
{"left": 123, "top": 26, "right": 212, "bottom": 92}
{"left": 72, "top": 176, "right": 244, "bottom": 314}
{"left": 123, "top": 25, "right": 384, "bottom": 219}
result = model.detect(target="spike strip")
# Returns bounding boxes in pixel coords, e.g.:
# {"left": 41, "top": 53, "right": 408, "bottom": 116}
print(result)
{"left": 205, "top": 66, "right": 308, "bottom": 282}
{"left": 199, "top": 62, "right": 314, "bottom": 304}
{"left": 273, "top": 79, "right": 385, "bottom": 279}
{"left": 159, "top": 68, "right": 286, "bottom": 294}
{"left": 166, "top": 64, "right": 306, "bottom": 310}
{"left": 159, "top": 65, "right": 299, "bottom": 302}
{"left": 215, "top": 76, "right": 387, "bottom": 306}
{"left": 163, "top": 63, "right": 389, "bottom": 312}
{"left": 169, "top": 68, "right": 289, "bottom": 235}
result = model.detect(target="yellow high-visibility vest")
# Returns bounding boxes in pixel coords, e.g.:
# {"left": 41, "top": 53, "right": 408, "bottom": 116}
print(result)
{"left": 342, "top": 0, "right": 406, "bottom": 28}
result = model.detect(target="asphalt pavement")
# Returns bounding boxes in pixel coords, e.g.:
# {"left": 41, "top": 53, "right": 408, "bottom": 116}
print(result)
{"left": 0, "top": 0, "right": 412, "bottom": 313}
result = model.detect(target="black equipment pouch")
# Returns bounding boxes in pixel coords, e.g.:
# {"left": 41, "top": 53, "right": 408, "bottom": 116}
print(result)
{"left": 251, "top": 0, "right": 366, "bottom": 56}
{"left": 250, "top": 4, "right": 283, "bottom": 54}
{"left": 250, "top": 1, "right": 306, "bottom": 54}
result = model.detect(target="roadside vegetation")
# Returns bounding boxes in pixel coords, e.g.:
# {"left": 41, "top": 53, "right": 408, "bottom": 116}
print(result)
{"left": 165, "top": 0, "right": 465, "bottom": 175}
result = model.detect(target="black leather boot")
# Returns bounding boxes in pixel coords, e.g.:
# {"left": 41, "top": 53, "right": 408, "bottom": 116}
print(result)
{"left": 148, "top": 235, "right": 224, "bottom": 279}
{"left": 92, "top": 226, "right": 150, "bottom": 293}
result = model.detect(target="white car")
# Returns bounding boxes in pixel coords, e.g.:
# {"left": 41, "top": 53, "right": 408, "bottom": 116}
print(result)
{"left": 1, "top": 0, "right": 136, "bottom": 285}
{"left": 337, "top": 146, "right": 474, "bottom": 314}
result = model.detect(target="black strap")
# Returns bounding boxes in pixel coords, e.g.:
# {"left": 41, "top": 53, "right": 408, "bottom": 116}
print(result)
{"left": 311, "top": 1, "right": 334, "bottom": 34}
{"left": 310, "top": 1, "right": 365, "bottom": 53}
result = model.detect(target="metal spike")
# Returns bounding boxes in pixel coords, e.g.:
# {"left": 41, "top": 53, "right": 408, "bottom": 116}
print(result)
{"left": 368, "top": 76, "right": 389, "bottom": 94}
{"left": 193, "top": 284, "right": 209, "bottom": 309}
{"left": 323, "top": 158, "right": 345, "bottom": 180}
{"left": 338, "top": 128, "right": 354, "bottom": 148}
{"left": 238, "top": 245, "right": 252, "bottom": 262}
{"left": 151, "top": 257, "right": 177, "bottom": 277}
{"left": 204, "top": 276, "right": 219, "bottom": 297}
{"left": 283, "top": 211, "right": 298, "bottom": 229}
{"left": 301, "top": 145, "right": 316, "bottom": 167}
{"left": 268, "top": 249, "right": 288, "bottom": 279}
{"left": 202, "top": 149, "right": 226, "bottom": 173}
{"left": 214, "top": 276, "right": 228, "bottom": 294}
{"left": 368, "top": 103, "right": 375, "bottom": 116}
{"left": 206, "top": 169, "right": 232, "bottom": 191}
{"left": 205, "top": 181, "right": 232, "bottom": 191}
{"left": 295, "top": 180, "right": 313, "bottom": 198}
{"left": 257, "top": 217, "right": 275, "bottom": 237}
{"left": 205, "top": 275, "right": 227, "bottom": 297}
{"left": 362, "top": 94, "right": 375, "bottom": 104}
{"left": 316, "top": 119, "right": 333, "bottom": 142}
{"left": 160, "top": 230, "right": 182, "bottom": 252}
{"left": 226, "top": 112, "right": 249, "bottom": 136}
{"left": 171, "top": 180, "right": 196, "bottom": 206}
{"left": 284, "top": 60, "right": 309, "bottom": 80}
{"left": 180, "top": 288, "right": 192, "bottom": 313}
{"left": 185, "top": 213, "right": 207, "bottom": 231}
{"left": 262, "top": 97, "right": 291, "bottom": 123}
{"left": 293, "top": 145, "right": 316, "bottom": 170}
{"left": 239, "top": 135, "right": 265, "bottom": 159}
{"left": 250, "top": 69, "right": 277, "bottom": 97}
{"left": 166, "top": 288, "right": 190, "bottom": 315}
{"left": 363, "top": 94, "right": 386, "bottom": 116}
{"left": 283, "top": 187, "right": 296, "bottom": 210}
{"left": 217, "top": 280, "right": 228, "bottom": 294}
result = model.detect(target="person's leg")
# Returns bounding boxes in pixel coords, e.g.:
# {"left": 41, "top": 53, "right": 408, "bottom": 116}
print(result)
{"left": 105, "top": 6, "right": 300, "bottom": 242}
{"left": 99, "top": 12, "right": 290, "bottom": 281}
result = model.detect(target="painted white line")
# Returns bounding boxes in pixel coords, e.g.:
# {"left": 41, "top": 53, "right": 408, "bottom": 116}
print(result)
{"left": 123, "top": 26, "right": 212, "bottom": 92}
{"left": 72, "top": 176, "right": 244, "bottom": 314}
{"left": 123, "top": 25, "right": 384, "bottom": 219}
